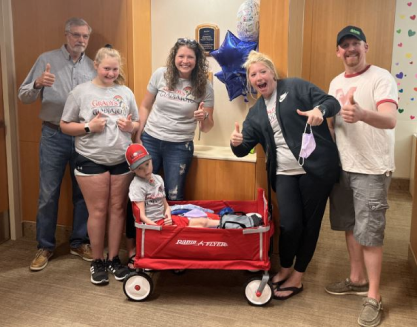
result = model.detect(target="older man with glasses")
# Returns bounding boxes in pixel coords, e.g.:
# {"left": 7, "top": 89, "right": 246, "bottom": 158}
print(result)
{"left": 18, "top": 17, "right": 96, "bottom": 271}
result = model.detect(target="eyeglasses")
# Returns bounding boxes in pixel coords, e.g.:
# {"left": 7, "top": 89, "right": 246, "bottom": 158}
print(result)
{"left": 177, "top": 38, "right": 197, "bottom": 46}
{"left": 67, "top": 32, "right": 90, "bottom": 40}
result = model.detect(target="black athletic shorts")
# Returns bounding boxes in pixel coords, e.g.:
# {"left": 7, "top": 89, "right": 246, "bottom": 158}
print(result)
{"left": 75, "top": 153, "right": 130, "bottom": 175}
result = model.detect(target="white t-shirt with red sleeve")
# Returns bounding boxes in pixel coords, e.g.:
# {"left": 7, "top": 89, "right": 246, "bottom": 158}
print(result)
{"left": 329, "top": 65, "right": 398, "bottom": 175}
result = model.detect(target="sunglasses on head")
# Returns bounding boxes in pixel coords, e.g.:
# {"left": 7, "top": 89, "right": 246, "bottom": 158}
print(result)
{"left": 177, "top": 38, "right": 197, "bottom": 46}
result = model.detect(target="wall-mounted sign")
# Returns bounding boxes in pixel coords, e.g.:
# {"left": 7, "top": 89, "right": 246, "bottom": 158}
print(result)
{"left": 195, "top": 23, "right": 219, "bottom": 56}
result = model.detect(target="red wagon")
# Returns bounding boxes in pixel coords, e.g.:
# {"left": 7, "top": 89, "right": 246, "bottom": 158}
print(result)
{"left": 123, "top": 188, "right": 275, "bottom": 306}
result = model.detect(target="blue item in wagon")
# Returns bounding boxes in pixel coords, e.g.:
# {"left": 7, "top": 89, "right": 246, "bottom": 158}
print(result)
{"left": 218, "top": 207, "right": 234, "bottom": 216}
{"left": 171, "top": 209, "right": 190, "bottom": 215}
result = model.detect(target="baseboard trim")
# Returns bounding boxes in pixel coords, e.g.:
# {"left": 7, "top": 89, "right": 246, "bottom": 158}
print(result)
{"left": 23, "top": 221, "right": 72, "bottom": 243}
{"left": 390, "top": 178, "right": 410, "bottom": 192}
{"left": 22, "top": 221, "right": 127, "bottom": 249}
{"left": 0, "top": 211, "right": 11, "bottom": 244}
{"left": 408, "top": 244, "right": 417, "bottom": 284}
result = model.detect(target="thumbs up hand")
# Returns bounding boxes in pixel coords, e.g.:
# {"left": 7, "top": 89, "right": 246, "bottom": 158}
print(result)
{"left": 230, "top": 122, "right": 243, "bottom": 147}
{"left": 341, "top": 93, "right": 363, "bottom": 123}
{"left": 117, "top": 114, "right": 134, "bottom": 133}
{"left": 34, "top": 63, "right": 55, "bottom": 89}
{"left": 194, "top": 102, "right": 206, "bottom": 121}
{"left": 89, "top": 112, "right": 107, "bottom": 133}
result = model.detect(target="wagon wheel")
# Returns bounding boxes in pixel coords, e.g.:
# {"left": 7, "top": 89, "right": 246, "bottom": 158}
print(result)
{"left": 244, "top": 276, "right": 273, "bottom": 306}
{"left": 123, "top": 272, "right": 153, "bottom": 302}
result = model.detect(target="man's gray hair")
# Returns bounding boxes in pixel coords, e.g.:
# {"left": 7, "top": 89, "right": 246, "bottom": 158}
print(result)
{"left": 65, "top": 17, "right": 92, "bottom": 34}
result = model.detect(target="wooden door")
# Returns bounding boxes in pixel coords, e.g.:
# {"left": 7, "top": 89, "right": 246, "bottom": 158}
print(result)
{"left": 302, "top": 0, "right": 396, "bottom": 90}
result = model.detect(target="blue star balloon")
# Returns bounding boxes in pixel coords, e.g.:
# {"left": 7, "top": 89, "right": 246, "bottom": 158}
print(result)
{"left": 215, "top": 70, "right": 249, "bottom": 102}
{"left": 211, "top": 30, "right": 257, "bottom": 74}
{"left": 211, "top": 30, "right": 257, "bottom": 101}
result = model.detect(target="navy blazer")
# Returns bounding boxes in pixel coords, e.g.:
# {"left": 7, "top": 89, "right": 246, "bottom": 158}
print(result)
{"left": 231, "top": 78, "right": 340, "bottom": 191}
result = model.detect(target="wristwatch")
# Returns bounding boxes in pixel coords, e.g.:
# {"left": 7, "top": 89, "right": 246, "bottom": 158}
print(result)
{"left": 316, "top": 105, "right": 326, "bottom": 118}
{"left": 84, "top": 123, "right": 91, "bottom": 133}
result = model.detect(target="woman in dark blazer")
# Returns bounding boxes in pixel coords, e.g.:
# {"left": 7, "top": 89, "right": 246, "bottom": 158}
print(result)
{"left": 231, "top": 50, "right": 340, "bottom": 300}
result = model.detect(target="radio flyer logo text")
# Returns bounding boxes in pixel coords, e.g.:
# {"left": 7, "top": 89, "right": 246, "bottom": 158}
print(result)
{"left": 175, "top": 240, "right": 228, "bottom": 247}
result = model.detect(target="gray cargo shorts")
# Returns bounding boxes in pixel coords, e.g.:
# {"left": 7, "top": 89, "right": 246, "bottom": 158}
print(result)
{"left": 329, "top": 170, "right": 391, "bottom": 247}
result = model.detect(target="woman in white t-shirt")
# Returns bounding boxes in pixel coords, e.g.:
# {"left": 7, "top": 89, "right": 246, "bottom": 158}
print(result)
{"left": 61, "top": 47, "right": 139, "bottom": 285}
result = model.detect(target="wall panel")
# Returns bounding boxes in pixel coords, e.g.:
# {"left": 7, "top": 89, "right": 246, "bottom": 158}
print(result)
{"left": 185, "top": 159, "right": 256, "bottom": 201}
{"left": 302, "top": 0, "right": 396, "bottom": 90}
{"left": 259, "top": 0, "right": 290, "bottom": 78}
{"left": 127, "top": 0, "right": 152, "bottom": 103}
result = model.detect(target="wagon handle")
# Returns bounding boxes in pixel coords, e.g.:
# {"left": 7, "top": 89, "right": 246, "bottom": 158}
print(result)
{"left": 134, "top": 222, "right": 162, "bottom": 231}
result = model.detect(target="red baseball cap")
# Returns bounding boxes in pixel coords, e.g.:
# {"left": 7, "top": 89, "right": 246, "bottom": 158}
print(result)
{"left": 125, "top": 144, "right": 152, "bottom": 170}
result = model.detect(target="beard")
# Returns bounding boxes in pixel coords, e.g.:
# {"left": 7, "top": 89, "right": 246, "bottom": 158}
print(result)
{"left": 68, "top": 44, "right": 86, "bottom": 55}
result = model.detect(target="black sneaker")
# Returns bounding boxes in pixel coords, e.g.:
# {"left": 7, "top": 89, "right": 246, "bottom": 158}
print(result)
{"left": 90, "top": 259, "right": 109, "bottom": 285}
{"left": 106, "top": 255, "right": 129, "bottom": 281}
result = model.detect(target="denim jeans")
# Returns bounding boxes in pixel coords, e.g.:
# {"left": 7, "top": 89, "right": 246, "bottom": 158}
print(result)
{"left": 141, "top": 132, "right": 194, "bottom": 200}
{"left": 36, "top": 124, "right": 89, "bottom": 250}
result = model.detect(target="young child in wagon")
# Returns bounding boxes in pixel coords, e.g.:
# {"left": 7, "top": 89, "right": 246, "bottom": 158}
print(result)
{"left": 125, "top": 143, "right": 219, "bottom": 228}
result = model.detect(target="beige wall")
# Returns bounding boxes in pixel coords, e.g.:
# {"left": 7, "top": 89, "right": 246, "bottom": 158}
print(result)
{"left": 151, "top": 0, "right": 257, "bottom": 147}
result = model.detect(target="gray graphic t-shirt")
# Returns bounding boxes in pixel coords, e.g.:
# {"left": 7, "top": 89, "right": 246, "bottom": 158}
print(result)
{"left": 129, "top": 174, "right": 166, "bottom": 222}
{"left": 144, "top": 67, "right": 214, "bottom": 142}
{"left": 62, "top": 82, "right": 139, "bottom": 165}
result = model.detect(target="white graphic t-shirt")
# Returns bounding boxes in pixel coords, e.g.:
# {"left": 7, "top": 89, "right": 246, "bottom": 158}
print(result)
{"left": 62, "top": 81, "right": 139, "bottom": 165}
{"left": 144, "top": 67, "right": 214, "bottom": 142}
{"left": 329, "top": 65, "right": 398, "bottom": 174}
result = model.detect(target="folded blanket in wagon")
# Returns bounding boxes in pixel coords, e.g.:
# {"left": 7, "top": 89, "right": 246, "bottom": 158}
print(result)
{"left": 219, "top": 212, "right": 263, "bottom": 229}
